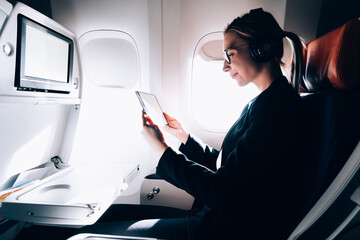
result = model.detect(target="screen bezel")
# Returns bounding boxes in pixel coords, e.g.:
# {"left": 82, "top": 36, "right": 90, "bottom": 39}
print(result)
{"left": 15, "top": 14, "right": 74, "bottom": 93}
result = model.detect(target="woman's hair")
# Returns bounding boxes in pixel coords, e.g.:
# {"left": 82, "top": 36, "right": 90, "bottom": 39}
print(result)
{"left": 224, "top": 8, "right": 304, "bottom": 90}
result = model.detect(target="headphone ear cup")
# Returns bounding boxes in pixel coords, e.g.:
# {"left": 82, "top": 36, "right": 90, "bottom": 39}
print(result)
{"left": 249, "top": 38, "right": 276, "bottom": 63}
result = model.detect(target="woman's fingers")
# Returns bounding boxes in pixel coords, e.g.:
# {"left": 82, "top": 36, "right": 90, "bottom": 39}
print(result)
{"left": 142, "top": 111, "right": 154, "bottom": 126}
{"left": 163, "top": 112, "right": 179, "bottom": 128}
{"left": 163, "top": 112, "right": 173, "bottom": 121}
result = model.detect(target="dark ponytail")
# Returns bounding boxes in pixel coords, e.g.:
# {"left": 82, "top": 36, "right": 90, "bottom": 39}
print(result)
{"left": 283, "top": 31, "right": 305, "bottom": 90}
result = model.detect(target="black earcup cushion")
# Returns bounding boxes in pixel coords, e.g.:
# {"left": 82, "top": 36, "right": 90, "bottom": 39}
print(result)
{"left": 249, "top": 38, "right": 277, "bottom": 63}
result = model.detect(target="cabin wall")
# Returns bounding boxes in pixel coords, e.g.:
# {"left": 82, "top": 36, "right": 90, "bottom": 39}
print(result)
{"left": 0, "top": 1, "right": 81, "bottom": 189}
{"left": 0, "top": 1, "right": 358, "bottom": 235}
{"left": 0, "top": 0, "right": 334, "bottom": 203}
{"left": 49, "top": 0, "right": 288, "bottom": 166}
{"left": 284, "top": 0, "right": 323, "bottom": 43}
{"left": 48, "top": 0, "right": 323, "bottom": 203}
{"left": 50, "top": 0, "right": 162, "bottom": 203}
{"left": 0, "top": 104, "right": 71, "bottom": 188}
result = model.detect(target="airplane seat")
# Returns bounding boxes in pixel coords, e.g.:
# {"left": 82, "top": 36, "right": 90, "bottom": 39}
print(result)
{"left": 289, "top": 18, "right": 360, "bottom": 239}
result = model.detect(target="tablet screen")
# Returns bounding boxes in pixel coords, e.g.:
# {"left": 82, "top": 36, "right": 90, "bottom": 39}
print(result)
{"left": 135, "top": 91, "right": 169, "bottom": 126}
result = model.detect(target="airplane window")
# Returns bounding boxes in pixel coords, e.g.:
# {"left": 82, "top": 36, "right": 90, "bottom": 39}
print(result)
{"left": 70, "top": 30, "right": 143, "bottom": 165}
{"left": 80, "top": 30, "right": 140, "bottom": 89}
{"left": 192, "top": 33, "right": 259, "bottom": 133}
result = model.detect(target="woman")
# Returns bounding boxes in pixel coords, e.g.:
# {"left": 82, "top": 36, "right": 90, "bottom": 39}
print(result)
{"left": 142, "top": 8, "right": 313, "bottom": 239}
{"left": 78, "top": 8, "right": 311, "bottom": 240}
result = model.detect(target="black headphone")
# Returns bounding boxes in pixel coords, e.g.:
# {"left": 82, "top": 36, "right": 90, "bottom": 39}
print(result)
{"left": 248, "top": 8, "right": 280, "bottom": 63}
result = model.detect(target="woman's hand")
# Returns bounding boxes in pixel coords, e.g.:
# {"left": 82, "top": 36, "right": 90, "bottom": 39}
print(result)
{"left": 142, "top": 111, "right": 168, "bottom": 156}
{"left": 163, "top": 112, "right": 189, "bottom": 144}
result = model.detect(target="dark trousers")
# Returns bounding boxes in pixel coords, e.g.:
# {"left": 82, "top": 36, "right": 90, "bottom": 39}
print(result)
{"left": 74, "top": 207, "right": 209, "bottom": 240}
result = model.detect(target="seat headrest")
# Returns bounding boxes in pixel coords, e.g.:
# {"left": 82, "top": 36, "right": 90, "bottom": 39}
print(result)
{"left": 303, "top": 18, "right": 360, "bottom": 93}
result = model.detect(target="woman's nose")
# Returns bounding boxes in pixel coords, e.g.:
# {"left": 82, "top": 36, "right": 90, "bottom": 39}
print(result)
{"left": 223, "top": 60, "right": 230, "bottom": 72}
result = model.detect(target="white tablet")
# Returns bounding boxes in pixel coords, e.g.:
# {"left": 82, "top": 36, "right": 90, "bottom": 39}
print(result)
{"left": 135, "top": 91, "right": 169, "bottom": 126}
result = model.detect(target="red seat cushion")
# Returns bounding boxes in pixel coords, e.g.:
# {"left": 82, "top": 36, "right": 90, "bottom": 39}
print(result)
{"left": 303, "top": 18, "right": 360, "bottom": 92}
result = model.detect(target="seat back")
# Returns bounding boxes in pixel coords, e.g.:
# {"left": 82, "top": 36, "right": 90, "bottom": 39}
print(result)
{"left": 289, "top": 18, "right": 360, "bottom": 239}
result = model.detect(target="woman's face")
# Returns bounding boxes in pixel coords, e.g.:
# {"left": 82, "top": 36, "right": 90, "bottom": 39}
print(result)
{"left": 223, "top": 31, "right": 261, "bottom": 87}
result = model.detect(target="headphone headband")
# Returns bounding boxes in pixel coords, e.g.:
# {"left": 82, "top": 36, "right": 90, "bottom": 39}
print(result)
{"left": 247, "top": 8, "right": 283, "bottom": 62}
{"left": 250, "top": 8, "right": 264, "bottom": 15}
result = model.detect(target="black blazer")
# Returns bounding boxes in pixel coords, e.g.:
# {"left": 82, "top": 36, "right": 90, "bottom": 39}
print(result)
{"left": 156, "top": 76, "right": 313, "bottom": 239}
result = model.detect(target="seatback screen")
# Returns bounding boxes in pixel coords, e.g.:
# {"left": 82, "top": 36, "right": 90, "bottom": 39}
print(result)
{"left": 23, "top": 22, "right": 69, "bottom": 83}
{"left": 15, "top": 15, "right": 74, "bottom": 92}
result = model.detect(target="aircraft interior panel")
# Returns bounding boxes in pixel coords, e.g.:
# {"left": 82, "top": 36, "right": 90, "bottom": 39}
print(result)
{"left": 0, "top": 0, "right": 359, "bottom": 239}
{"left": 0, "top": 0, "right": 139, "bottom": 231}
{"left": 49, "top": 0, "right": 166, "bottom": 205}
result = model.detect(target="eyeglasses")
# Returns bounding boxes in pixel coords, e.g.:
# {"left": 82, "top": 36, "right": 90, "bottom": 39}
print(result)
{"left": 223, "top": 43, "right": 248, "bottom": 64}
